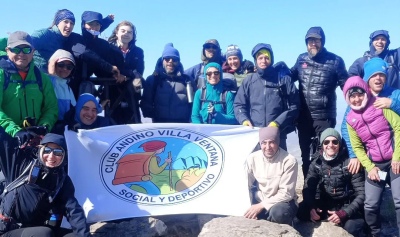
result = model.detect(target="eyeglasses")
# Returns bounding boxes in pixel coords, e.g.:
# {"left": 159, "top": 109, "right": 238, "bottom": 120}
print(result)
{"left": 323, "top": 139, "right": 339, "bottom": 146}
{"left": 163, "top": 57, "right": 178, "bottom": 62}
{"left": 9, "top": 47, "right": 32, "bottom": 54}
{"left": 206, "top": 71, "right": 220, "bottom": 76}
{"left": 56, "top": 63, "right": 74, "bottom": 70}
{"left": 205, "top": 44, "right": 218, "bottom": 50}
{"left": 43, "top": 147, "right": 64, "bottom": 156}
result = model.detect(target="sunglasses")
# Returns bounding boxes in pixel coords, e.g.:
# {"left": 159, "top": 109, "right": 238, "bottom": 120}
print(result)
{"left": 323, "top": 139, "right": 339, "bottom": 146}
{"left": 205, "top": 44, "right": 218, "bottom": 50}
{"left": 206, "top": 71, "right": 220, "bottom": 77}
{"left": 163, "top": 57, "right": 178, "bottom": 62}
{"left": 43, "top": 146, "right": 64, "bottom": 156}
{"left": 56, "top": 63, "right": 74, "bottom": 70}
{"left": 9, "top": 47, "right": 32, "bottom": 54}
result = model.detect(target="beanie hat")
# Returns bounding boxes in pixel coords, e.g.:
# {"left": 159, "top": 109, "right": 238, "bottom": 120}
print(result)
{"left": 225, "top": 44, "right": 243, "bottom": 61}
{"left": 369, "top": 30, "right": 390, "bottom": 47}
{"left": 54, "top": 9, "right": 75, "bottom": 26}
{"left": 320, "top": 128, "right": 341, "bottom": 146}
{"left": 363, "top": 57, "right": 388, "bottom": 82}
{"left": 305, "top": 26, "right": 326, "bottom": 46}
{"left": 162, "top": 43, "right": 180, "bottom": 61}
{"left": 255, "top": 49, "right": 271, "bottom": 60}
{"left": 50, "top": 49, "right": 75, "bottom": 65}
{"left": 259, "top": 127, "right": 280, "bottom": 145}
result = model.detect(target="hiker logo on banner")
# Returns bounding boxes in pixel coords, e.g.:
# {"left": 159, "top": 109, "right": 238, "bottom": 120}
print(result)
{"left": 100, "top": 127, "right": 224, "bottom": 205}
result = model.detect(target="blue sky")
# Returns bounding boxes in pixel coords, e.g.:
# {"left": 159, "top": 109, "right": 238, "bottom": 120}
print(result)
{"left": 1, "top": 0, "right": 399, "bottom": 135}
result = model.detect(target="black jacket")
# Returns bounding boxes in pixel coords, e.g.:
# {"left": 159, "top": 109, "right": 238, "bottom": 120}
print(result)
{"left": 140, "top": 58, "right": 195, "bottom": 123}
{"left": 302, "top": 147, "right": 365, "bottom": 219}
{"left": 0, "top": 132, "right": 90, "bottom": 236}
{"left": 234, "top": 44, "right": 300, "bottom": 133}
{"left": 291, "top": 48, "right": 348, "bottom": 120}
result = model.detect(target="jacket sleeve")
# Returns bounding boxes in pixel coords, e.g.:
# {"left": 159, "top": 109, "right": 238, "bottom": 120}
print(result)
{"left": 290, "top": 58, "right": 299, "bottom": 83}
{"left": 80, "top": 50, "right": 113, "bottom": 75}
{"left": 383, "top": 109, "right": 400, "bottom": 161}
{"left": 134, "top": 47, "right": 145, "bottom": 76}
{"left": 214, "top": 91, "right": 238, "bottom": 125}
{"left": 341, "top": 106, "right": 356, "bottom": 158}
{"left": 61, "top": 177, "right": 91, "bottom": 237}
{"left": 262, "top": 156, "right": 298, "bottom": 210}
{"left": 233, "top": 77, "right": 251, "bottom": 124}
{"left": 184, "top": 64, "right": 199, "bottom": 81}
{"left": 348, "top": 57, "right": 364, "bottom": 77}
{"left": 140, "top": 75, "right": 155, "bottom": 118}
{"left": 100, "top": 15, "right": 114, "bottom": 33}
{"left": 191, "top": 89, "right": 203, "bottom": 124}
{"left": 37, "top": 73, "right": 58, "bottom": 131}
{"left": 273, "top": 76, "right": 300, "bottom": 131}
{"left": 336, "top": 57, "right": 348, "bottom": 90}
{"left": 342, "top": 159, "right": 365, "bottom": 218}
{"left": 0, "top": 71, "right": 22, "bottom": 136}
{"left": 388, "top": 89, "right": 400, "bottom": 114}
{"left": 301, "top": 159, "right": 320, "bottom": 209}
{"left": 348, "top": 123, "right": 375, "bottom": 172}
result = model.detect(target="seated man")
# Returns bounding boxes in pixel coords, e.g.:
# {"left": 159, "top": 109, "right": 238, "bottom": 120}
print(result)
{"left": 0, "top": 31, "right": 58, "bottom": 144}
{"left": 297, "top": 128, "right": 365, "bottom": 237}
{"left": 244, "top": 127, "right": 298, "bottom": 225}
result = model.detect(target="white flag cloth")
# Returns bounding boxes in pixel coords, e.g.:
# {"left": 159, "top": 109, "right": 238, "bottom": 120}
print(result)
{"left": 65, "top": 123, "right": 259, "bottom": 223}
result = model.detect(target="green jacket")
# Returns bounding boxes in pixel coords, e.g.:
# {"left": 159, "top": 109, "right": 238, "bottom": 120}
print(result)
{"left": 0, "top": 61, "right": 58, "bottom": 136}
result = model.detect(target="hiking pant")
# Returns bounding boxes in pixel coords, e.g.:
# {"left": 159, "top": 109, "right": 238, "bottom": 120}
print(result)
{"left": 297, "top": 115, "right": 335, "bottom": 178}
{"left": 257, "top": 199, "right": 297, "bottom": 225}
{"left": 2, "top": 226, "right": 74, "bottom": 237}
{"left": 364, "top": 161, "right": 400, "bottom": 237}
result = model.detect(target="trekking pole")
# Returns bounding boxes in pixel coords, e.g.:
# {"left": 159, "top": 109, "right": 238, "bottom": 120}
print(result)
{"left": 168, "top": 151, "right": 173, "bottom": 191}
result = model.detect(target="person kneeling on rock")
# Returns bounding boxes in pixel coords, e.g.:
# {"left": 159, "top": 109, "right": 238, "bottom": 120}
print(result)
{"left": 244, "top": 127, "right": 298, "bottom": 225}
{"left": 297, "top": 128, "right": 366, "bottom": 237}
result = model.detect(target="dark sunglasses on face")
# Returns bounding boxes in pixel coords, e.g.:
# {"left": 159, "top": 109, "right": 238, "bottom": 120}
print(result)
{"left": 323, "top": 139, "right": 339, "bottom": 146}
{"left": 206, "top": 71, "right": 220, "bottom": 77}
{"left": 43, "top": 146, "right": 64, "bottom": 156}
{"left": 205, "top": 44, "right": 218, "bottom": 50}
{"left": 9, "top": 46, "right": 32, "bottom": 54}
{"left": 56, "top": 63, "right": 74, "bottom": 70}
{"left": 163, "top": 57, "right": 178, "bottom": 62}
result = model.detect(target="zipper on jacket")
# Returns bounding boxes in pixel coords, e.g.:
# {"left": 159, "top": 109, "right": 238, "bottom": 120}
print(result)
{"left": 306, "top": 62, "right": 314, "bottom": 106}
{"left": 23, "top": 88, "right": 29, "bottom": 118}
{"left": 19, "top": 98, "right": 23, "bottom": 121}
{"left": 32, "top": 99, "right": 36, "bottom": 119}
{"left": 360, "top": 113, "right": 385, "bottom": 160}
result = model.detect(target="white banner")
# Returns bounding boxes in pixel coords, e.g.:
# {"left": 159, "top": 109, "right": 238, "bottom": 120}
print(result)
{"left": 65, "top": 123, "right": 259, "bottom": 223}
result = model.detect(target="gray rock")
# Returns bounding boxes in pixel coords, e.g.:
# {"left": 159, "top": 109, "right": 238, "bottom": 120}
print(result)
{"left": 198, "top": 216, "right": 301, "bottom": 237}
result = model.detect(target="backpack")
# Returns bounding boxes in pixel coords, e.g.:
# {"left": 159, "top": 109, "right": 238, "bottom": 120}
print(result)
{"left": 200, "top": 74, "right": 238, "bottom": 114}
{"left": 0, "top": 58, "right": 43, "bottom": 92}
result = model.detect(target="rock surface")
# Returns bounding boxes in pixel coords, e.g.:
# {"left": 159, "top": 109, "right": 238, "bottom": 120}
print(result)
{"left": 89, "top": 166, "right": 399, "bottom": 237}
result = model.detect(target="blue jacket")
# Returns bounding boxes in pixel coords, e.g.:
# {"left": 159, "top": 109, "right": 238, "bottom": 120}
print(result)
{"left": 234, "top": 44, "right": 300, "bottom": 134}
{"left": 31, "top": 26, "right": 69, "bottom": 73}
{"left": 191, "top": 78, "right": 237, "bottom": 125}
{"left": 341, "top": 85, "right": 400, "bottom": 158}
{"left": 49, "top": 75, "right": 76, "bottom": 120}
{"left": 141, "top": 58, "right": 195, "bottom": 123}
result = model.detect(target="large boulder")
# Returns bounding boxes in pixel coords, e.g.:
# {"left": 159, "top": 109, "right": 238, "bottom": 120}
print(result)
{"left": 198, "top": 216, "right": 301, "bottom": 237}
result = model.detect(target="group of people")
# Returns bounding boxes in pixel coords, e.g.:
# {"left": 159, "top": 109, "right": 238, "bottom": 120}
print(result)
{"left": 0, "top": 5, "right": 400, "bottom": 236}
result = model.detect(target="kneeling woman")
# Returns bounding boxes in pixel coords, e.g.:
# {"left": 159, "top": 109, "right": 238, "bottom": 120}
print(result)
{"left": 0, "top": 133, "right": 90, "bottom": 236}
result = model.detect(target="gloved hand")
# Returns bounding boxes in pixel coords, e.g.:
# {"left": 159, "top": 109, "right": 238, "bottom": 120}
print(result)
{"left": 68, "top": 123, "right": 81, "bottom": 132}
{"left": 25, "top": 126, "right": 48, "bottom": 136}
{"left": 242, "top": 120, "right": 253, "bottom": 129}
{"left": 207, "top": 103, "right": 215, "bottom": 114}
{"left": 14, "top": 129, "right": 34, "bottom": 148}
{"left": 133, "top": 78, "right": 142, "bottom": 93}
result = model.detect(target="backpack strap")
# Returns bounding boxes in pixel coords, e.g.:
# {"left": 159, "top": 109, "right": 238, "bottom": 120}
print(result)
{"left": 2, "top": 65, "right": 43, "bottom": 92}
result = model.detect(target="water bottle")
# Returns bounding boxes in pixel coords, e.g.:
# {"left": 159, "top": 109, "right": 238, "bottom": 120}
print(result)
{"left": 186, "top": 82, "right": 194, "bottom": 103}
